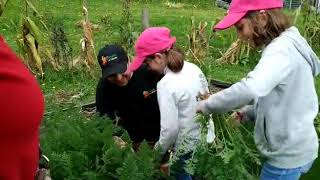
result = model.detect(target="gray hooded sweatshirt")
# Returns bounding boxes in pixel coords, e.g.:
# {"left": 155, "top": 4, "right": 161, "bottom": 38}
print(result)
{"left": 198, "top": 26, "right": 319, "bottom": 168}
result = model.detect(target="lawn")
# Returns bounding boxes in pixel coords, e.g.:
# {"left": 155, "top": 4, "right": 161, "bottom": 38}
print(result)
{"left": 0, "top": 0, "right": 319, "bottom": 179}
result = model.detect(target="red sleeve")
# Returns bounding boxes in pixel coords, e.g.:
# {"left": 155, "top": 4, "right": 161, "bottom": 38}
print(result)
{"left": 0, "top": 36, "right": 44, "bottom": 180}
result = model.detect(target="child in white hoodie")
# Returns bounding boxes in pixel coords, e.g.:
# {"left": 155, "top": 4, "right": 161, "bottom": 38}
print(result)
{"left": 197, "top": 0, "right": 319, "bottom": 179}
{"left": 128, "top": 27, "right": 209, "bottom": 179}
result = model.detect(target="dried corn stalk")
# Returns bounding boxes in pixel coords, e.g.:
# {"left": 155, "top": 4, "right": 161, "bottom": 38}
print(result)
{"left": 186, "top": 16, "right": 210, "bottom": 65}
{"left": 217, "top": 39, "right": 250, "bottom": 65}
{"left": 17, "top": 16, "right": 44, "bottom": 76}
{"left": 72, "top": 0, "right": 95, "bottom": 69}
{"left": 17, "top": 0, "right": 59, "bottom": 76}
{"left": 25, "top": 33, "right": 42, "bottom": 72}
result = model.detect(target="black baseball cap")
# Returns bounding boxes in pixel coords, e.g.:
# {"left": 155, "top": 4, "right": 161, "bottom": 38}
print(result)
{"left": 97, "top": 44, "right": 128, "bottom": 78}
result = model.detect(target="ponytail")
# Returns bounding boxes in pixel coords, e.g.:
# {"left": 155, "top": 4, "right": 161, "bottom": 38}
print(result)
{"left": 165, "top": 47, "right": 184, "bottom": 73}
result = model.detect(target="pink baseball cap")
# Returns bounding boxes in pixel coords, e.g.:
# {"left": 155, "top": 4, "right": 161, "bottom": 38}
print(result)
{"left": 128, "top": 27, "right": 176, "bottom": 72}
{"left": 214, "top": 0, "right": 284, "bottom": 30}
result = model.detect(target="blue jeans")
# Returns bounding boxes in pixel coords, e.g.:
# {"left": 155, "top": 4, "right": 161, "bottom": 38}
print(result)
{"left": 260, "top": 161, "right": 314, "bottom": 180}
{"left": 171, "top": 152, "right": 193, "bottom": 180}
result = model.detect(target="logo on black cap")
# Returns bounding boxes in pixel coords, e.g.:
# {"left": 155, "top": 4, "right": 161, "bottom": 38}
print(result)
{"left": 101, "top": 54, "right": 118, "bottom": 66}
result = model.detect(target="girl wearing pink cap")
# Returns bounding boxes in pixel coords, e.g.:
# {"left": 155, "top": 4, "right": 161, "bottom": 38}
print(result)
{"left": 197, "top": 0, "right": 319, "bottom": 179}
{"left": 129, "top": 27, "right": 209, "bottom": 179}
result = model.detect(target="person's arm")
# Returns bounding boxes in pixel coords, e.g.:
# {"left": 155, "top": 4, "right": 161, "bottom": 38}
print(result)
{"left": 95, "top": 79, "right": 116, "bottom": 119}
{"left": 197, "top": 48, "right": 292, "bottom": 114}
{"left": 199, "top": 70, "right": 210, "bottom": 95}
{"left": 155, "top": 82, "right": 179, "bottom": 155}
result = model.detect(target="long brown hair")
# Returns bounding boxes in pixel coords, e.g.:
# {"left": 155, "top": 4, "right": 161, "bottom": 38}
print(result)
{"left": 246, "top": 8, "right": 291, "bottom": 47}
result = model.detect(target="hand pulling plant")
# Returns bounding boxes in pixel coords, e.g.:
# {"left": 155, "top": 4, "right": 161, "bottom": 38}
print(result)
{"left": 164, "top": 88, "right": 261, "bottom": 179}
{"left": 190, "top": 114, "right": 261, "bottom": 180}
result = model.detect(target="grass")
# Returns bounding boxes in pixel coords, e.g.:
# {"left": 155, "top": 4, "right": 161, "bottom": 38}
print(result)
{"left": 0, "top": 0, "right": 319, "bottom": 179}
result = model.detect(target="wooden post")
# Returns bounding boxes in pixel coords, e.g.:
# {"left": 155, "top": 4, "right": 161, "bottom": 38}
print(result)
{"left": 141, "top": 6, "right": 150, "bottom": 30}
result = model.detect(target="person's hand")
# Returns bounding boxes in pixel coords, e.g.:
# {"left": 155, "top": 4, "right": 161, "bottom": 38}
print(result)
{"left": 113, "top": 136, "right": 127, "bottom": 149}
{"left": 196, "top": 100, "right": 207, "bottom": 113}
{"left": 196, "top": 92, "right": 211, "bottom": 101}
{"left": 160, "top": 163, "right": 170, "bottom": 175}
{"left": 196, "top": 92, "right": 211, "bottom": 113}
{"left": 196, "top": 104, "right": 201, "bottom": 113}
{"left": 226, "top": 111, "right": 244, "bottom": 127}
{"left": 159, "top": 149, "right": 173, "bottom": 176}
{"left": 196, "top": 102, "right": 203, "bottom": 113}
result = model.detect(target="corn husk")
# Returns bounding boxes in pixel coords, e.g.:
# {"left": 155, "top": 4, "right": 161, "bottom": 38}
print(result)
{"left": 25, "top": 33, "right": 43, "bottom": 76}
{"left": 24, "top": 17, "right": 42, "bottom": 43}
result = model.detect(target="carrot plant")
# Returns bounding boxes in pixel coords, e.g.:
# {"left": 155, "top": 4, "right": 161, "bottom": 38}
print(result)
{"left": 41, "top": 115, "right": 166, "bottom": 180}
{"left": 189, "top": 114, "right": 261, "bottom": 180}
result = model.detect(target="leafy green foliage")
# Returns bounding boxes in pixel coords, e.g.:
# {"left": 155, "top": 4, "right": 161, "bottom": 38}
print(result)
{"left": 49, "top": 19, "right": 73, "bottom": 66}
{"left": 41, "top": 115, "right": 165, "bottom": 179}
{"left": 0, "top": 0, "right": 317, "bottom": 179}
{"left": 42, "top": 111, "right": 320, "bottom": 179}
{"left": 295, "top": 0, "right": 320, "bottom": 50}
{"left": 116, "top": 142, "right": 163, "bottom": 180}
{"left": 315, "top": 113, "right": 320, "bottom": 137}
{"left": 119, "top": 0, "right": 134, "bottom": 51}
{"left": 192, "top": 114, "right": 261, "bottom": 180}
{"left": 0, "top": 0, "right": 8, "bottom": 17}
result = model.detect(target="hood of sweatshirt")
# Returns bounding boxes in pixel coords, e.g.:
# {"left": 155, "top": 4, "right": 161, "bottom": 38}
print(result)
{"left": 282, "top": 26, "right": 320, "bottom": 76}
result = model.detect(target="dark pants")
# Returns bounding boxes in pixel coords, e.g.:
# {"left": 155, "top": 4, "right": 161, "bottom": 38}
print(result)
{"left": 171, "top": 152, "right": 193, "bottom": 180}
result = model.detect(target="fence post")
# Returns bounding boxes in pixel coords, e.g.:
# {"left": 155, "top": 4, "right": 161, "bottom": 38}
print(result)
{"left": 141, "top": 7, "right": 149, "bottom": 30}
